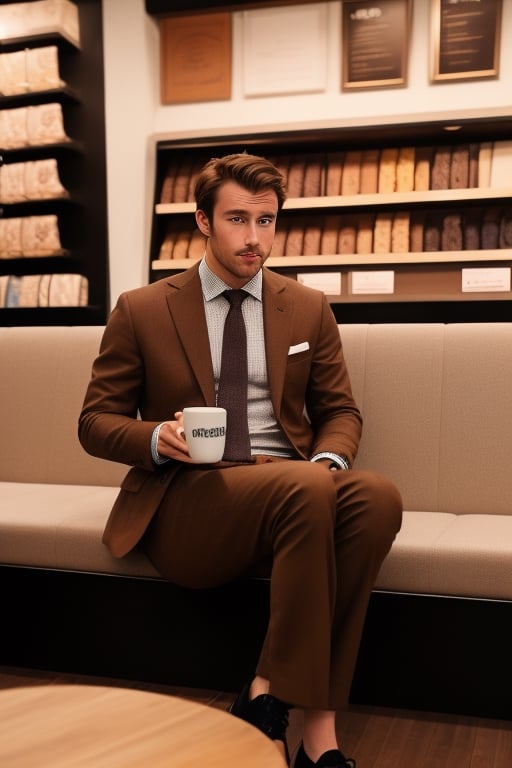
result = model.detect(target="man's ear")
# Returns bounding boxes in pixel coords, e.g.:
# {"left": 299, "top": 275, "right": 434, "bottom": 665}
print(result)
{"left": 195, "top": 209, "right": 211, "bottom": 236}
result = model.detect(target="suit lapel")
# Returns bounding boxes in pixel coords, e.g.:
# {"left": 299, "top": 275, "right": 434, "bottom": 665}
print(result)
{"left": 162, "top": 265, "right": 295, "bottom": 414}
{"left": 262, "top": 269, "right": 294, "bottom": 419}
{"left": 164, "top": 265, "right": 216, "bottom": 406}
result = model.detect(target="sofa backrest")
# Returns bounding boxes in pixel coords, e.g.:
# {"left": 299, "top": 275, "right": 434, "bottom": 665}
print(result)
{"left": 0, "top": 326, "right": 126, "bottom": 487}
{"left": 3, "top": 322, "right": 512, "bottom": 514}
{"left": 340, "top": 323, "right": 512, "bottom": 517}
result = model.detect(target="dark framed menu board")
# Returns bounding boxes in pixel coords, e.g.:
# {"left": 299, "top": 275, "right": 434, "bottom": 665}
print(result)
{"left": 431, "top": 0, "right": 502, "bottom": 82}
{"left": 342, "top": 0, "right": 410, "bottom": 90}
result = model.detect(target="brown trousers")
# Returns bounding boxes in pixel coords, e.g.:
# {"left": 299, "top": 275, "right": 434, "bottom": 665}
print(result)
{"left": 143, "top": 458, "right": 402, "bottom": 710}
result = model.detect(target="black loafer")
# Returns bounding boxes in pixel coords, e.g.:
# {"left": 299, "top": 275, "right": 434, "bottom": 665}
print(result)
{"left": 229, "top": 682, "right": 290, "bottom": 762}
{"left": 293, "top": 742, "right": 356, "bottom": 768}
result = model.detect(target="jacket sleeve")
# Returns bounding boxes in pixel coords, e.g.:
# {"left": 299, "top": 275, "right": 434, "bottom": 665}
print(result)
{"left": 78, "top": 292, "right": 160, "bottom": 471}
{"left": 305, "top": 296, "right": 362, "bottom": 465}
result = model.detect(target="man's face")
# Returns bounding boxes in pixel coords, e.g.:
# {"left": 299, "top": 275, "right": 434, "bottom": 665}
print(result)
{"left": 195, "top": 180, "right": 278, "bottom": 288}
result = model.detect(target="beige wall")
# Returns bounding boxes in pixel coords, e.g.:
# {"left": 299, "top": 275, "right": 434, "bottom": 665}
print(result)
{"left": 102, "top": 0, "right": 512, "bottom": 307}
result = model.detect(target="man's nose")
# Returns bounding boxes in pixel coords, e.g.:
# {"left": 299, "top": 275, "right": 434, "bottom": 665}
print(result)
{"left": 244, "top": 223, "right": 259, "bottom": 244}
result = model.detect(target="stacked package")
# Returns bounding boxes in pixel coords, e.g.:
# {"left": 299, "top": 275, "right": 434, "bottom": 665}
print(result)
{"left": 0, "top": 273, "right": 88, "bottom": 307}
{"left": 0, "top": 158, "right": 68, "bottom": 202}
{"left": 0, "top": 215, "right": 65, "bottom": 258}
{"left": 0, "top": 0, "right": 80, "bottom": 47}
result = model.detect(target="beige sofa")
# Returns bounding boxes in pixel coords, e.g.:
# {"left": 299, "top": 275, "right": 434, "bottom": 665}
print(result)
{"left": 1, "top": 323, "right": 512, "bottom": 716}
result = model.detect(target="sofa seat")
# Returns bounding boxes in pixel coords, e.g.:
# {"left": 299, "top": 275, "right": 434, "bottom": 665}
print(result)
{"left": 3, "top": 479, "right": 512, "bottom": 600}
{"left": 375, "top": 509, "right": 512, "bottom": 600}
{"left": 0, "top": 482, "right": 159, "bottom": 578}
{"left": 423, "top": 513, "right": 512, "bottom": 600}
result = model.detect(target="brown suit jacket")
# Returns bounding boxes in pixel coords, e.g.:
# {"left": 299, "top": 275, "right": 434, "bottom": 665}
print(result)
{"left": 79, "top": 263, "right": 362, "bottom": 557}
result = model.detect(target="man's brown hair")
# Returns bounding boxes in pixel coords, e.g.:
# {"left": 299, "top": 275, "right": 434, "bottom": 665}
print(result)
{"left": 194, "top": 152, "right": 287, "bottom": 220}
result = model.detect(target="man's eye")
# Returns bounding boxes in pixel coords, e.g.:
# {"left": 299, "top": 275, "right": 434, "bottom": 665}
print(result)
{"left": 260, "top": 217, "right": 273, "bottom": 225}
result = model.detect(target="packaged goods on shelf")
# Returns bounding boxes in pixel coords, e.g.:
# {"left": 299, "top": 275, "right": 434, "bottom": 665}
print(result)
{"left": 0, "top": 214, "right": 65, "bottom": 258}
{"left": 0, "top": 0, "right": 80, "bottom": 48}
{"left": 0, "top": 158, "right": 68, "bottom": 202}
{"left": 0, "top": 272, "right": 88, "bottom": 307}
{"left": 0, "top": 46, "right": 62, "bottom": 96}
{"left": 0, "top": 103, "right": 70, "bottom": 148}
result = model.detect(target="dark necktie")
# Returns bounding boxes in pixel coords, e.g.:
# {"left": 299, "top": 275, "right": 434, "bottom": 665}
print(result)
{"left": 217, "top": 289, "right": 251, "bottom": 461}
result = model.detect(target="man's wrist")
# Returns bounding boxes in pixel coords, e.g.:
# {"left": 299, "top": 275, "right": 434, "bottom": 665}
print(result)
{"left": 310, "top": 452, "right": 350, "bottom": 471}
{"left": 151, "top": 423, "right": 170, "bottom": 465}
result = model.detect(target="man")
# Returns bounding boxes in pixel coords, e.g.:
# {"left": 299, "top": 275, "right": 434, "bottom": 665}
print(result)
{"left": 79, "top": 153, "right": 402, "bottom": 768}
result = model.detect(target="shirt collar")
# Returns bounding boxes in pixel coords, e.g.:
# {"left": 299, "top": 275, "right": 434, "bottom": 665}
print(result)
{"left": 199, "top": 257, "right": 262, "bottom": 302}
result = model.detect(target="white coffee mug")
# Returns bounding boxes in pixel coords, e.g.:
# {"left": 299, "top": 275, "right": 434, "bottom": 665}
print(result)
{"left": 182, "top": 406, "right": 227, "bottom": 463}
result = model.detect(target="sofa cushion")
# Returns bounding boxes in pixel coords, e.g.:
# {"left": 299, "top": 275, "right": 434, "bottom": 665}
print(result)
{"left": 0, "top": 326, "right": 127, "bottom": 487}
{"left": 340, "top": 323, "right": 512, "bottom": 519}
{"left": 429, "top": 514, "right": 512, "bottom": 600}
{"left": 340, "top": 324, "right": 445, "bottom": 514}
{"left": 0, "top": 482, "right": 159, "bottom": 578}
{"left": 375, "top": 510, "right": 512, "bottom": 600}
{"left": 438, "top": 323, "right": 512, "bottom": 516}
{"left": 375, "top": 510, "right": 456, "bottom": 594}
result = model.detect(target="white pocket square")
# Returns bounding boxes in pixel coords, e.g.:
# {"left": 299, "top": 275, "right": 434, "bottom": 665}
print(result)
{"left": 288, "top": 341, "right": 310, "bottom": 355}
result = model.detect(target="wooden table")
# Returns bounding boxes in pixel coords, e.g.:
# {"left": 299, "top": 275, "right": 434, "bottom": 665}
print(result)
{"left": 0, "top": 684, "right": 288, "bottom": 767}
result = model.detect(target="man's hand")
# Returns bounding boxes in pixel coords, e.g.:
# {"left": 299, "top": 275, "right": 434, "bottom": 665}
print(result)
{"left": 156, "top": 411, "right": 196, "bottom": 463}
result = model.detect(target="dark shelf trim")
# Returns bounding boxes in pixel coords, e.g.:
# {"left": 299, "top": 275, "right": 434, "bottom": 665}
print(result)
{"left": 0, "top": 306, "right": 104, "bottom": 326}
{"left": 0, "top": 31, "right": 80, "bottom": 53}
{"left": 0, "top": 140, "right": 83, "bottom": 160}
{"left": 0, "top": 254, "right": 78, "bottom": 275}
{"left": 0, "top": 85, "right": 80, "bottom": 109}
{"left": 145, "top": 0, "right": 324, "bottom": 17}
{"left": 330, "top": 300, "right": 512, "bottom": 324}
{"left": 0, "top": 197, "right": 77, "bottom": 215}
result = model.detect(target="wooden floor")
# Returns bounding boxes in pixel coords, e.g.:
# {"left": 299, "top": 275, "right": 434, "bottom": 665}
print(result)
{"left": 1, "top": 666, "right": 511, "bottom": 767}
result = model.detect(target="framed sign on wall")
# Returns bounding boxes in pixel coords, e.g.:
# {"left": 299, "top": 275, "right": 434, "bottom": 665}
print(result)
{"left": 242, "top": 3, "right": 328, "bottom": 97}
{"left": 341, "top": 0, "right": 411, "bottom": 90}
{"left": 431, "top": 0, "right": 502, "bottom": 82}
{"left": 159, "top": 12, "right": 232, "bottom": 103}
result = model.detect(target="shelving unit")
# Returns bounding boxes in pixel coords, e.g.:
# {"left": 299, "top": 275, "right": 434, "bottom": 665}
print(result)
{"left": 155, "top": 186, "right": 512, "bottom": 215}
{"left": 0, "top": 0, "right": 108, "bottom": 326}
{"left": 149, "top": 114, "right": 512, "bottom": 322}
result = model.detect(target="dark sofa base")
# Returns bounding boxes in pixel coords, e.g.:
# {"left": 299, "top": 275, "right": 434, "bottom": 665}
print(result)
{"left": 2, "top": 564, "right": 511, "bottom": 720}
